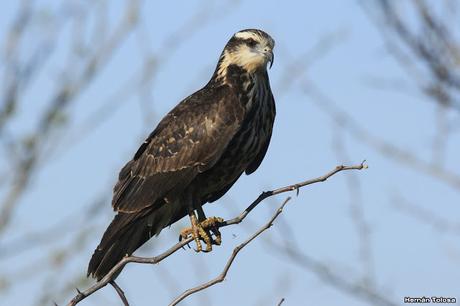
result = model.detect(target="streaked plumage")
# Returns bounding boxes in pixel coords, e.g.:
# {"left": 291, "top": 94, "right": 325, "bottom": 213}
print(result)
{"left": 87, "top": 29, "right": 276, "bottom": 280}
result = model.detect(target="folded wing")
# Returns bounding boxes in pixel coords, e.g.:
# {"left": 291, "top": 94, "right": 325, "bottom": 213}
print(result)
{"left": 112, "top": 86, "right": 245, "bottom": 213}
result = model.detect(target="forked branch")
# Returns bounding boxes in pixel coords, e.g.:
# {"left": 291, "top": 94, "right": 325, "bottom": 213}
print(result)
{"left": 65, "top": 162, "right": 367, "bottom": 306}
{"left": 168, "top": 197, "right": 291, "bottom": 306}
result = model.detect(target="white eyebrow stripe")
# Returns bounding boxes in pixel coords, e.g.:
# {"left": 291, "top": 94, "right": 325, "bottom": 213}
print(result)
{"left": 234, "top": 32, "right": 259, "bottom": 40}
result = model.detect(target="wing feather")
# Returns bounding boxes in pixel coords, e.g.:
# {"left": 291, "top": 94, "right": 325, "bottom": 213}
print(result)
{"left": 113, "top": 85, "right": 244, "bottom": 213}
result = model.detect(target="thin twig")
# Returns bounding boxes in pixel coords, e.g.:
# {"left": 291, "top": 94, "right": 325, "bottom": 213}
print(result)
{"left": 278, "top": 298, "right": 286, "bottom": 306}
{"left": 66, "top": 236, "right": 194, "bottom": 306}
{"left": 110, "top": 281, "right": 130, "bottom": 306}
{"left": 222, "top": 162, "right": 367, "bottom": 227}
{"left": 303, "top": 81, "right": 460, "bottom": 190}
{"left": 168, "top": 197, "right": 291, "bottom": 306}
{"left": 65, "top": 163, "right": 366, "bottom": 306}
{"left": 274, "top": 244, "right": 398, "bottom": 306}
{"left": 0, "top": 0, "right": 141, "bottom": 236}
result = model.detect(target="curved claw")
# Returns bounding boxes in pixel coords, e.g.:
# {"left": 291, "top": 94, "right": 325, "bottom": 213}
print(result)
{"left": 179, "top": 216, "right": 224, "bottom": 252}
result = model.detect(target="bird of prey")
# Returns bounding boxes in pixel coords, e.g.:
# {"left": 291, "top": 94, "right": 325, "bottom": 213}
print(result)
{"left": 87, "top": 29, "right": 276, "bottom": 280}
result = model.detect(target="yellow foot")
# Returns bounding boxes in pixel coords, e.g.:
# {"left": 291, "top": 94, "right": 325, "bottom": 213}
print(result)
{"left": 180, "top": 216, "right": 224, "bottom": 252}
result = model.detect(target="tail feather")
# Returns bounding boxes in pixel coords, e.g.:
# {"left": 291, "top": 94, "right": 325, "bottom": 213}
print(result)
{"left": 88, "top": 200, "right": 190, "bottom": 281}
{"left": 87, "top": 211, "right": 152, "bottom": 281}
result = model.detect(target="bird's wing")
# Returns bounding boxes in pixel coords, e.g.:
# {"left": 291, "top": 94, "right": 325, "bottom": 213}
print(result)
{"left": 245, "top": 90, "right": 275, "bottom": 174}
{"left": 112, "top": 86, "right": 244, "bottom": 213}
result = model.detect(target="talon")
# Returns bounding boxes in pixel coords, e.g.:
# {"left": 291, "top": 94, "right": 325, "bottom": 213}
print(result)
{"left": 211, "top": 227, "right": 222, "bottom": 245}
{"left": 205, "top": 217, "right": 223, "bottom": 246}
{"left": 179, "top": 227, "right": 191, "bottom": 241}
{"left": 179, "top": 225, "right": 194, "bottom": 250}
{"left": 179, "top": 216, "right": 224, "bottom": 252}
{"left": 200, "top": 216, "right": 224, "bottom": 228}
{"left": 294, "top": 184, "right": 300, "bottom": 196}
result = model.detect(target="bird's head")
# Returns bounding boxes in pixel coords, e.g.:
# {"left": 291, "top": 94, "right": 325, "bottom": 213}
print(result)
{"left": 216, "top": 29, "right": 275, "bottom": 77}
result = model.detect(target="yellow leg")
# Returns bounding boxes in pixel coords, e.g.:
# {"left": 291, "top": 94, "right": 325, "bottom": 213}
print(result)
{"left": 180, "top": 211, "right": 224, "bottom": 252}
{"left": 196, "top": 206, "right": 223, "bottom": 246}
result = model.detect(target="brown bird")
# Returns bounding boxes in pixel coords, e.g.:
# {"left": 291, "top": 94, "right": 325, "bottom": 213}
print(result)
{"left": 87, "top": 29, "right": 276, "bottom": 281}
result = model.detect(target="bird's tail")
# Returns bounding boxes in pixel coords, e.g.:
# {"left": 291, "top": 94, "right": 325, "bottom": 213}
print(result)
{"left": 87, "top": 211, "right": 154, "bottom": 281}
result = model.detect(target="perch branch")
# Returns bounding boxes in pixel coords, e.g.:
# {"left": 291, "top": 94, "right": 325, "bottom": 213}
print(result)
{"left": 168, "top": 197, "right": 291, "bottom": 306}
{"left": 65, "top": 162, "right": 366, "bottom": 306}
{"left": 110, "top": 281, "right": 130, "bottom": 306}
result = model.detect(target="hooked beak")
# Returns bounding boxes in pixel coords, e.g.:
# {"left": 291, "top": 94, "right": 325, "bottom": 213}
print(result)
{"left": 267, "top": 50, "right": 274, "bottom": 69}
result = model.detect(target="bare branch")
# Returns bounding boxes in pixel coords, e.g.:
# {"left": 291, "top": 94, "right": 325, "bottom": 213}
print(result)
{"left": 274, "top": 244, "right": 398, "bottom": 306}
{"left": 302, "top": 81, "right": 460, "bottom": 191}
{"left": 391, "top": 192, "right": 460, "bottom": 235}
{"left": 110, "top": 281, "right": 130, "bottom": 306}
{"left": 332, "top": 128, "right": 376, "bottom": 286}
{"left": 64, "top": 163, "right": 366, "bottom": 306}
{"left": 0, "top": 0, "right": 141, "bottom": 235}
{"left": 168, "top": 197, "right": 291, "bottom": 306}
{"left": 222, "top": 162, "right": 367, "bottom": 227}
{"left": 364, "top": 0, "right": 460, "bottom": 111}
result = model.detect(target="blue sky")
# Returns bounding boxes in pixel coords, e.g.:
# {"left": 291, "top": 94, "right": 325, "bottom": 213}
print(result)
{"left": 1, "top": 1, "right": 459, "bottom": 305}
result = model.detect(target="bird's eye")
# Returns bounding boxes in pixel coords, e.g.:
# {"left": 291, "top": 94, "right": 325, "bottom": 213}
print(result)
{"left": 246, "top": 38, "right": 258, "bottom": 48}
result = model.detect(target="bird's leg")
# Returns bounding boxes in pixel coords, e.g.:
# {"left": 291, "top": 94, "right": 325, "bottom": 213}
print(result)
{"left": 196, "top": 206, "right": 223, "bottom": 246}
{"left": 186, "top": 211, "right": 207, "bottom": 252}
{"left": 180, "top": 207, "right": 224, "bottom": 252}
{"left": 180, "top": 205, "right": 212, "bottom": 252}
